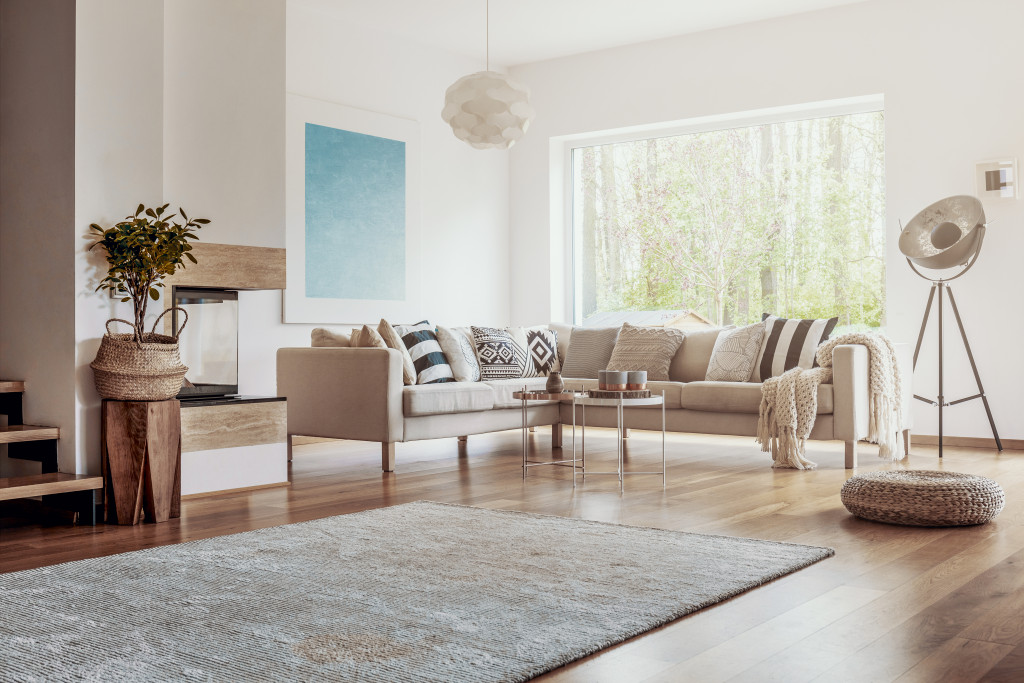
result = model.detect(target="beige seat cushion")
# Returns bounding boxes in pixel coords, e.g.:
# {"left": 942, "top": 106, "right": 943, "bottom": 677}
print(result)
{"left": 558, "top": 378, "right": 684, "bottom": 410}
{"left": 669, "top": 327, "right": 728, "bottom": 382}
{"left": 403, "top": 382, "right": 494, "bottom": 417}
{"left": 485, "top": 377, "right": 555, "bottom": 408}
{"left": 679, "top": 381, "right": 834, "bottom": 414}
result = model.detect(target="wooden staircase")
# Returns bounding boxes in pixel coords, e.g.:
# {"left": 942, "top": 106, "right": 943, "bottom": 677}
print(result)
{"left": 0, "top": 380, "right": 102, "bottom": 524}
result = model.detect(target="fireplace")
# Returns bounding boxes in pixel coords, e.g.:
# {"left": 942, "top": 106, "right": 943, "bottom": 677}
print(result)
{"left": 171, "top": 287, "right": 238, "bottom": 399}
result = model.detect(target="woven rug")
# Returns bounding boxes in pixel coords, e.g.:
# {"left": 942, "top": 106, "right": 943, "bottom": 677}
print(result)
{"left": 1, "top": 501, "right": 833, "bottom": 682}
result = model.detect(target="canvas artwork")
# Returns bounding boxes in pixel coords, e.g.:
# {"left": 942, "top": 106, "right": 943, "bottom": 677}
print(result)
{"left": 285, "top": 94, "right": 421, "bottom": 323}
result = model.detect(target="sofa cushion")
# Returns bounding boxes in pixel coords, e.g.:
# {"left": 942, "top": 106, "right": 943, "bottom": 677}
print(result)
{"left": 558, "top": 378, "right": 684, "bottom": 410}
{"left": 679, "top": 381, "right": 834, "bottom": 414}
{"left": 705, "top": 322, "right": 766, "bottom": 382}
{"left": 378, "top": 319, "right": 417, "bottom": 385}
{"left": 548, "top": 322, "right": 572, "bottom": 366}
{"left": 472, "top": 326, "right": 529, "bottom": 380}
{"left": 751, "top": 314, "right": 839, "bottom": 381}
{"left": 560, "top": 327, "right": 619, "bottom": 379}
{"left": 437, "top": 326, "right": 480, "bottom": 382}
{"left": 403, "top": 382, "right": 494, "bottom": 417}
{"left": 394, "top": 320, "right": 454, "bottom": 384}
{"left": 669, "top": 327, "right": 729, "bottom": 383}
{"left": 485, "top": 377, "right": 556, "bottom": 408}
{"left": 311, "top": 327, "right": 352, "bottom": 347}
{"left": 606, "top": 323, "right": 685, "bottom": 381}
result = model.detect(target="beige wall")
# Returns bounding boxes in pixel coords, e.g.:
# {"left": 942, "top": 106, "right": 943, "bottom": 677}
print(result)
{"left": 0, "top": 0, "right": 77, "bottom": 476}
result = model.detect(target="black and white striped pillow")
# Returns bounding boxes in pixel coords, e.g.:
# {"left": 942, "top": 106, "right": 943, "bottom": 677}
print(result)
{"left": 750, "top": 314, "right": 839, "bottom": 382}
{"left": 394, "top": 321, "right": 454, "bottom": 384}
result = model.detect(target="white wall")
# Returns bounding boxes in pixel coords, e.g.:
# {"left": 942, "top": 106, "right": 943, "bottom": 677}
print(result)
{"left": 74, "top": 0, "right": 164, "bottom": 474}
{"left": 0, "top": 0, "right": 76, "bottom": 476}
{"left": 239, "top": 0, "right": 511, "bottom": 396}
{"left": 507, "top": 0, "right": 1024, "bottom": 441}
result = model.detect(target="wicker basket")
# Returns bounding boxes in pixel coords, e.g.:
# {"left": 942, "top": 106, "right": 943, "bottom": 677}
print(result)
{"left": 90, "top": 308, "right": 189, "bottom": 401}
{"left": 840, "top": 469, "right": 1005, "bottom": 527}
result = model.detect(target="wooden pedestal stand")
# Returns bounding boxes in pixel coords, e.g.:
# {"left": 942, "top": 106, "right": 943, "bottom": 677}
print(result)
{"left": 101, "top": 399, "right": 181, "bottom": 525}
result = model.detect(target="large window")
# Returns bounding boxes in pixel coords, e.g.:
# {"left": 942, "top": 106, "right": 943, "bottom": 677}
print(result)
{"left": 571, "top": 110, "right": 885, "bottom": 330}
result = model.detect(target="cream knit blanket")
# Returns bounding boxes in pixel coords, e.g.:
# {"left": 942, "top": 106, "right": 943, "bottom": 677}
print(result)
{"left": 756, "top": 333, "right": 903, "bottom": 469}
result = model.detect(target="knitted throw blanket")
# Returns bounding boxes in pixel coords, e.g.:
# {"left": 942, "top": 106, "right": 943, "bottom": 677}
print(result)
{"left": 756, "top": 333, "right": 903, "bottom": 469}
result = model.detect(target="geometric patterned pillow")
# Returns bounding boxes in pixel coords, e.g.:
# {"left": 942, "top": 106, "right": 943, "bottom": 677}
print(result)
{"left": 750, "top": 314, "right": 839, "bottom": 381}
{"left": 523, "top": 328, "right": 559, "bottom": 377}
{"left": 471, "top": 326, "right": 528, "bottom": 380}
{"left": 705, "top": 322, "right": 767, "bottom": 382}
{"left": 394, "top": 320, "right": 454, "bottom": 385}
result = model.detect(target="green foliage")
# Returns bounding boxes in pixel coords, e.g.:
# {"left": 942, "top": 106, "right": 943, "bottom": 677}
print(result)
{"left": 575, "top": 112, "right": 886, "bottom": 327}
{"left": 89, "top": 203, "right": 209, "bottom": 341}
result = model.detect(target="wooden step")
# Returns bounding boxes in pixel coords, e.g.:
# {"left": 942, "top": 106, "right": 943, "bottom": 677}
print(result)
{"left": 0, "top": 380, "right": 26, "bottom": 393}
{"left": 0, "top": 473, "right": 103, "bottom": 502}
{"left": 0, "top": 425, "right": 59, "bottom": 444}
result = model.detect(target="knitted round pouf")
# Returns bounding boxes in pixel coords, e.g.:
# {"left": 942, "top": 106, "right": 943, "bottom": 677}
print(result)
{"left": 841, "top": 470, "right": 1005, "bottom": 526}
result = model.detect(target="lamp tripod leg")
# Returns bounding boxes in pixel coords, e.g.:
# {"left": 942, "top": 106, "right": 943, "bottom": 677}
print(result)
{"left": 937, "top": 284, "right": 944, "bottom": 458}
{"left": 912, "top": 284, "right": 937, "bottom": 370}
{"left": 946, "top": 287, "right": 1003, "bottom": 451}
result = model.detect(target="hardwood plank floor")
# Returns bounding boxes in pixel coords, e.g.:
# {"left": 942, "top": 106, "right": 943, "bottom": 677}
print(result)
{"left": 1, "top": 428, "right": 1021, "bottom": 682}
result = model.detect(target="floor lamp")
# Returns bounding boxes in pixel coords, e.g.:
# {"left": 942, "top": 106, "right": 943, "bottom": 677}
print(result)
{"left": 899, "top": 195, "right": 1002, "bottom": 457}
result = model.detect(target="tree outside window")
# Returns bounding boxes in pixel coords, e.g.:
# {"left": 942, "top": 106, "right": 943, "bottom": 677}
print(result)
{"left": 572, "top": 111, "right": 886, "bottom": 330}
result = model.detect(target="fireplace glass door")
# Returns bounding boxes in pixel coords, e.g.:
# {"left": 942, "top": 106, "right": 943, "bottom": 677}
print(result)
{"left": 172, "top": 288, "right": 238, "bottom": 399}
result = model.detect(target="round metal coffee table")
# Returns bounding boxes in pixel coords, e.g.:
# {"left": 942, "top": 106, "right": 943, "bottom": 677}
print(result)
{"left": 571, "top": 392, "right": 666, "bottom": 492}
{"left": 511, "top": 391, "right": 583, "bottom": 482}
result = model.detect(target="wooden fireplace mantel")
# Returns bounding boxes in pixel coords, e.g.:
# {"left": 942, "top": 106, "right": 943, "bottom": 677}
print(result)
{"left": 162, "top": 242, "right": 286, "bottom": 291}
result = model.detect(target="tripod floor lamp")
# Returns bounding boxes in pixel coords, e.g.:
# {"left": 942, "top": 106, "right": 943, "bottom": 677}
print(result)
{"left": 899, "top": 195, "right": 1002, "bottom": 457}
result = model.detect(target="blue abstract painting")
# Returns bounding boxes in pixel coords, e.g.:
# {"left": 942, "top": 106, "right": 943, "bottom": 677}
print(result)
{"left": 304, "top": 123, "right": 406, "bottom": 300}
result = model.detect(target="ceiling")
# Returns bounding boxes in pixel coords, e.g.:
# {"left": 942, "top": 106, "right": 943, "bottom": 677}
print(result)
{"left": 297, "top": 0, "right": 868, "bottom": 67}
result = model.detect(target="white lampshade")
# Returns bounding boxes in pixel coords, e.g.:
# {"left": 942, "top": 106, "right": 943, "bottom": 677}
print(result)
{"left": 441, "top": 70, "right": 535, "bottom": 150}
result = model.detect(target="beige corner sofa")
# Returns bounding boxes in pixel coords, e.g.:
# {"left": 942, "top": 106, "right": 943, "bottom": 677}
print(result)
{"left": 276, "top": 324, "right": 913, "bottom": 472}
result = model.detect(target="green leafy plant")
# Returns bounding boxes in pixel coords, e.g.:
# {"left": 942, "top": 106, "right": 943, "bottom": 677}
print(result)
{"left": 89, "top": 203, "right": 209, "bottom": 341}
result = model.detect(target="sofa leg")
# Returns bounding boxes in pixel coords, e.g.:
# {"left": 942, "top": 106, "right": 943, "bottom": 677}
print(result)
{"left": 903, "top": 430, "right": 910, "bottom": 456}
{"left": 529, "top": 426, "right": 536, "bottom": 433}
{"left": 845, "top": 441, "right": 858, "bottom": 469}
{"left": 382, "top": 442, "right": 396, "bottom": 472}
{"left": 458, "top": 435, "right": 468, "bottom": 443}
{"left": 287, "top": 434, "right": 293, "bottom": 463}
{"left": 623, "top": 428, "right": 630, "bottom": 439}
{"left": 551, "top": 423, "right": 562, "bottom": 449}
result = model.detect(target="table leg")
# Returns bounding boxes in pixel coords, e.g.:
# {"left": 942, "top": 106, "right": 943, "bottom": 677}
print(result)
{"left": 521, "top": 396, "right": 528, "bottom": 481}
{"left": 618, "top": 399, "right": 624, "bottom": 493}
{"left": 662, "top": 390, "right": 667, "bottom": 488}
{"left": 572, "top": 397, "right": 577, "bottom": 488}
{"left": 581, "top": 402, "right": 586, "bottom": 481}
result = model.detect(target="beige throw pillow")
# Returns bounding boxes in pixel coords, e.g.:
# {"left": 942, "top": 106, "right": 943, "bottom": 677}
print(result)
{"left": 378, "top": 319, "right": 416, "bottom": 386}
{"left": 354, "top": 325, "right": 387, "bottom": 349}
{"left": 437, "top": 326, "right": 480, "bottom": 382}
{"left": 606, "top": 323, "right": 685, "bottom": 381}
{"left": 705, "top": 322, "right": 766, "bottom": 382}
{"left": 311, "top": 327, "right": 352, "bottom": 347}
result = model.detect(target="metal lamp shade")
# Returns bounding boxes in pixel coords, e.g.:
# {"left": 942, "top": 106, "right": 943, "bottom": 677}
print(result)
{"left": 441, "top": 71, "right": 535, "bottom": 150}
{"left": 898, "top": 195, "right": 986, "bottom": 270}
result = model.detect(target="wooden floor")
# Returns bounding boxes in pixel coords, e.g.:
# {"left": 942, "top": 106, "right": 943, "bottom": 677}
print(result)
{"left": 2, "top": 428, "right": 1022, "bottom": 682}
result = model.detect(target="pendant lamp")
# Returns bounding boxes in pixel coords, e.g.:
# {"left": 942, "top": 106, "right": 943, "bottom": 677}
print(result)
{"left": 441, "top": 0, "right": 534, "bottom": 150}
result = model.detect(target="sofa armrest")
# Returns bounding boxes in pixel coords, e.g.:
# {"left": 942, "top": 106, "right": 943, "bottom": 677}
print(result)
{"left": 276, "top": 347, "right": 404, "bottom": 444}
{"left": 832, "top": 344, "right": 869, "bottom": 442}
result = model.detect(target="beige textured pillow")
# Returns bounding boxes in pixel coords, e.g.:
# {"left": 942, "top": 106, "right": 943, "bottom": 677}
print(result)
{"left": 378, "top": 319, "right": 416, "bottom": 385}
{"left": 606, "top": 323, "right": 685, "bottom": 381}
{"left": 353, "top": 325, "right": 387, "bottom": 350}
{"left": 311, "top": 327, "right": 351, "bottom": 347}
{"left": 705, "top": 322, "right": 766, "bottom": 382}
{"left": 437, "top": 326, "right": 480, "bottom": 382}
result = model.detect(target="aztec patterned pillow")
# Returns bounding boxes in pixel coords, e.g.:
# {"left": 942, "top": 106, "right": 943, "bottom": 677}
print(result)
{"left": 471, "top": 326, "right": 528, "bottom": 380}
{"left": 750, "top": 314, "right": 839, "bottom": 381}
{"left": 509, "top": 327, "right": 559, "bottom": 377}
{"left": 394, "top": 321, "right": 454, "bottom": 385}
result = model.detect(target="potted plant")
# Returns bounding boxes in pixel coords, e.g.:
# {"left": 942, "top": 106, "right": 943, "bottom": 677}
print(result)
{"left": 88, "top": 203, "right": 209, "bottom": 400}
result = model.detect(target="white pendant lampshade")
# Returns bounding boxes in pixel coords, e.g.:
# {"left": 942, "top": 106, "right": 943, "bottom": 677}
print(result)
{"left": 441, "top": 70, "right": 534, "bottom": 150}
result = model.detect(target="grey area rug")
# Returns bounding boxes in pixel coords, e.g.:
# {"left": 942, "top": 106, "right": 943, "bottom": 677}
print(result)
{"left": 1, "top": 501, "right": 833, "bottom": 682}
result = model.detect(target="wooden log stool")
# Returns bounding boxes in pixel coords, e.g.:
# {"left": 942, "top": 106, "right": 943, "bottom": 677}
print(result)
{"left": 102, "top": 399, "right": 181, "bottom": 525}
